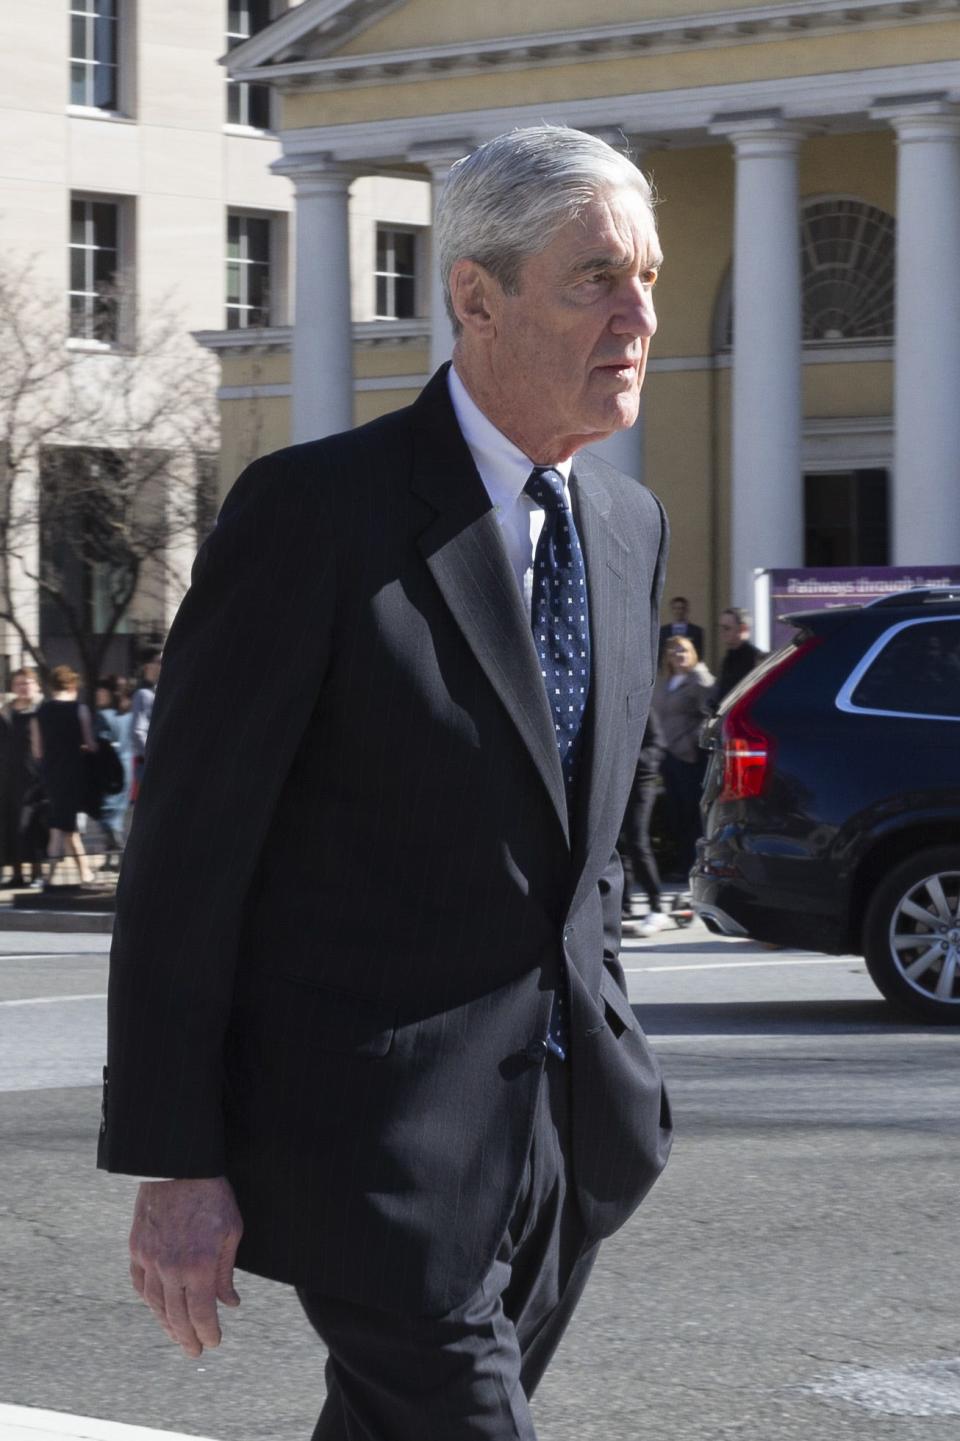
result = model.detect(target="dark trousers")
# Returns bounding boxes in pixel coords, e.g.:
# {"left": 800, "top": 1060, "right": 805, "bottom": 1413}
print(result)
{"left": 297, "top": 1056, "right": 597, "bottom": 1440}
{"left": 620, "top": 775, "right": 663, "bottom": 913}
{"left": 661, "top": 751, "right": 706, "bottom": 879}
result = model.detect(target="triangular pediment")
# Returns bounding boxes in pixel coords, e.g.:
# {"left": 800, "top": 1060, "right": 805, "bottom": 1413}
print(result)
{"left": 227, "top": 0, "right": 409, "bottom": 71}
{"left": 227, "top": 0, "right": 960, "bottom": 87}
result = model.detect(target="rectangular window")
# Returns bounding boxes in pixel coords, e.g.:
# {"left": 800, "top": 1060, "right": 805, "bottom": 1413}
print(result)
{"left": 804, "top": 470, "right": 889, "bottom": 568}
{"left": 226, "top": 0, "right": 272, "bottom": 129}
{"left": 375, "top": 227, "right": 417, "bottom": 319}
{"left": 226, "top": 212, "right": 271, "bottom": 329}
{"left": 69, "top": 196, "right": 121, "bottom": 343}
{"left": 69, "top": 0, "right": 119, "bottom": 111}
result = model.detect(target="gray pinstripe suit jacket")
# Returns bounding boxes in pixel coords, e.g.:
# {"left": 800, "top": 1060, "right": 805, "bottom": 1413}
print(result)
{"left": 98, "top": 365, "right": 673, "bottom": 1318}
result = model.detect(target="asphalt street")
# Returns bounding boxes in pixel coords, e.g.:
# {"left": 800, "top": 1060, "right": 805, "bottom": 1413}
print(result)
{"left": 1, "top": 922, "right": 957, "bottom": 1441}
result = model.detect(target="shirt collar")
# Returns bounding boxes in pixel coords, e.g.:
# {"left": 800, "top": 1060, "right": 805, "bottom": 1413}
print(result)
{"left": 447, "top": 365, "right": 572, "bottom": 515}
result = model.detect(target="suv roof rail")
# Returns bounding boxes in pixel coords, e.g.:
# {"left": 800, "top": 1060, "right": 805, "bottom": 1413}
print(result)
{"left": 867, "top": 586, "right": 960, "bottom": 608}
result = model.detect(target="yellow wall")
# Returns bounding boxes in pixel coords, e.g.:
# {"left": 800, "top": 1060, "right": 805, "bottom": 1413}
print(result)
{"left": 643, "top": 367, "right": 720, "bottom": 651}
{"left": 219, "top": 395, "right": 292, "bottom": 498}
{"left": 283, "top": 23, "right": 960, "bottom": 127}
{"left": 355, "top": 342, "right": 429, "bottom": 378}
{"left": 337, "top": 0, "right": 788, "bottom": 54}
{"left": 221, "top": 351, "right": 291, "bottom": 388}
{"left": 804, "top": 362, "right": 893, "bottom": 418}
{"left": 644, "top": 144, "right": 733, "bottom": 359}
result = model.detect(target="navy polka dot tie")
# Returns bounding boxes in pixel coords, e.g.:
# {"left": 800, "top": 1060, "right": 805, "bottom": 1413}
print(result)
{"left": 524, "top": 466, "right": 592, "bottom": 1061}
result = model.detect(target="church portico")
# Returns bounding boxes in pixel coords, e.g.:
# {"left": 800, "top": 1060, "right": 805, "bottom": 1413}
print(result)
{"left": 207, "top": 0, "right": 960, "bottom": 650}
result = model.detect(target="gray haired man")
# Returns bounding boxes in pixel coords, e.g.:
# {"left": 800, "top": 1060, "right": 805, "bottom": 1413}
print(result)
{"left": 102, "top": 124, "right": 672, "bottom": 1439}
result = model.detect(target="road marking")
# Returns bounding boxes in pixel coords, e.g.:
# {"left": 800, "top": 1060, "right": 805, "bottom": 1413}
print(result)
{"left": 0, "top": 1405, "right": 219, "bottom": 1441}
{"left": 623, "top": 956, "right": 863, "bottom": 974}
{"left": 0, "top": 954, "right": 109, "bottom": 962}
{"left": 805, "top": 1358, "right": 960, "bottom": 1417}
{"left": 0, "top": 994, "right": 107, "bottom": 1007}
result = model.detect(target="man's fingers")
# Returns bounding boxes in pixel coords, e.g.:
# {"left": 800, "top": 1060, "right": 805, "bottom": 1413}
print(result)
{"left": 142, "top": 1269, "right": 169, "bottom": 1328}
{"left": 183, "top": 1282, "right": 222, "bottom": 1350}
{"left": 215, "top": 1238, "right": 242, "bottom": 1308}
{"left": 164, "top": 1281, "right": 205, "bottom": 1357}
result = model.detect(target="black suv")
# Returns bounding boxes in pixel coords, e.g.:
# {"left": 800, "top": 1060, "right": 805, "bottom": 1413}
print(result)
{"left": 691, "top": 588, "right": 960, "bottom": 1023}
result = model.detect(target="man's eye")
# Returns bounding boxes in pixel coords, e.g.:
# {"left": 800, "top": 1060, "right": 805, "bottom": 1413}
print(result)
{"left": 642, "top": 268, "right": 659, "bottom": 288}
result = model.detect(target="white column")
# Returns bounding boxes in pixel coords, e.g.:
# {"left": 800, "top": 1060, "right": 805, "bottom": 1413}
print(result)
{"left": 712, "top": 115, "right": 805, "bottom": 608}
{"left": 874, "top": 100, "right": 960, "bottom": 563}
{"left": 272, "top": 154, "right": 355, "bottom": 444}
{"left": 411, "top": 142, "right": 472, "bottom": 373}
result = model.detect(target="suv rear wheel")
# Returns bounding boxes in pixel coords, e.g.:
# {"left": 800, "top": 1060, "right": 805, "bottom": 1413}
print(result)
{"left": 863, "top": 847, "right": 960, "bottom": 1023}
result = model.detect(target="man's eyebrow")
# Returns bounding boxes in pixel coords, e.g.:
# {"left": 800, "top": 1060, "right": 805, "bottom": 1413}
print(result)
{"left": 568, "top": 251, "right": 664, "bottom": 277}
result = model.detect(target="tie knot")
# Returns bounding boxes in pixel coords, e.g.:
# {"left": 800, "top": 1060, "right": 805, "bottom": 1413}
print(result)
{"left": 524, "top": 467, "right": 566, "bottom": 514}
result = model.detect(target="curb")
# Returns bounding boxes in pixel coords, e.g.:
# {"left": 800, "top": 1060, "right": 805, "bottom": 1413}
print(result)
{"left": 0, "top": 1405, "right": 218, "bottom": 1441}
{"left": 0, "top": 908, "right": 113, "bottom": 934}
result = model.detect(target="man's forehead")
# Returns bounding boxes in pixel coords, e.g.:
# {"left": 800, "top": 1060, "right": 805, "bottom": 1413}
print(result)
{"left": 558, "top": 190, "right": 662, "bottom": 267}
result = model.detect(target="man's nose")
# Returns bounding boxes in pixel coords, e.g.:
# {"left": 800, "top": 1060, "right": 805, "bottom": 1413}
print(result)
{"left": 611, "top": 278, "right": 657, "bottom": 338}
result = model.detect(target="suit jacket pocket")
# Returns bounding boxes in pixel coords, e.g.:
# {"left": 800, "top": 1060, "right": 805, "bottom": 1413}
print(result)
{"left": 276, "top": 975, "right": 396, "bottom": 1058}
{"left": 598, "top": 963, "right": 637, "bottom": 1040}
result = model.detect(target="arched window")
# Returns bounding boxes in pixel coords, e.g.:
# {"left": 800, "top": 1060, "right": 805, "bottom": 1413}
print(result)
{"left": 716, "top": 197, "right": 896, "bottom": 348}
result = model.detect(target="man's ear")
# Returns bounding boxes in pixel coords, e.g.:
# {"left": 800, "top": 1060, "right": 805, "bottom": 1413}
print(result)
{"left": 449, "top": 259, "right": 501, "bottom": 338}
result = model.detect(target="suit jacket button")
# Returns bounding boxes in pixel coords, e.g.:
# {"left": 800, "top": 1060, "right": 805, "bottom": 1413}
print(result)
{"left": 525, "top": 1039, "right": 549, "bottom": 1063}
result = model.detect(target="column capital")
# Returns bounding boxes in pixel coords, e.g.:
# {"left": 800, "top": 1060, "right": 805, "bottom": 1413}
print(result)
{"left": 408, "top": 139, "right": 474, "bottom": 179}
{"left": 870, "top": 94, "right": 960, "bottom": 142}
{"left": 270, "top": 151, "right": 358, "bottom": 194}
{"left": 709, "top": 109, "right": 808, "bottom": 155}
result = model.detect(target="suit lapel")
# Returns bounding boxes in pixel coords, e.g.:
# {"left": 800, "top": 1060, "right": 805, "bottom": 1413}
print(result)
{"left": 569, "top": 454, "right": 631, "bottom": 909}
{"left": 410, "top": 370, "right": 569, "bottom": 846}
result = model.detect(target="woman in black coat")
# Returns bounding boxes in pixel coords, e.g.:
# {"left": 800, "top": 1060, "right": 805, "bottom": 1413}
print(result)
{"left": 1, "top": 668, "right": 48, "bottom": 887}
{"left": 31, "top": 665, "right": 97, "bottom": 886}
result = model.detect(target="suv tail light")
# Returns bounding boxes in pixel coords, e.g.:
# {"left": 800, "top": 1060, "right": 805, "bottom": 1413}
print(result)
{"left": 717, "top": 636, "right": 822, "bottom": 803}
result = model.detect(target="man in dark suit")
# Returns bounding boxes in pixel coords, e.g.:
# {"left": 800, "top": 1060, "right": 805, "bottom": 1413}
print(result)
{"left": 713, "top": 606, "right": 767, "bottom": 708}
{"left": 658, "top": 595, "right": 704, "bottom": 664}
{"left": 99, "top": 124, "right": 672, "bottom": 1440}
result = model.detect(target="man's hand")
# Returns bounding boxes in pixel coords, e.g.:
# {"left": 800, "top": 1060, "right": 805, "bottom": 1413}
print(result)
{"left": 129, "top": 1176, "right": 243, "bottom": 1358}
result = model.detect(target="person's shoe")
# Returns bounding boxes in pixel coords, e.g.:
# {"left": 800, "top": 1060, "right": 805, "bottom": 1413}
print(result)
{"left": 635, "top": 911, "right": 671, "bottom": 938}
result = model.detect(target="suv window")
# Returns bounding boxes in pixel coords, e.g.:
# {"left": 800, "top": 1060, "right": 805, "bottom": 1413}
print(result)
{"left": 844, "top": 617, "right": 960, "bottom": 719}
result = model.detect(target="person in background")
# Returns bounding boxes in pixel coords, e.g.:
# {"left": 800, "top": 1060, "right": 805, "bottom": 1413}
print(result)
{"left": 619, "top": 710, "right": 670, "bottom": 937}
{"left": 1, "top": 668, "right": 47, "bottom": 888}
{"left": 713, "top": 607, "right": 766, "bottom": 709}
{"left": 652, "top": 636, "right": 714, "bottom": 883}
{"left": 31, "top": 665, "right": 96, "bottom": 887}
{"left": 658, "top": 595, "right": 704, "bottom": 664}
{"left": 95, "top": 679, "right": 129, "bottom": 870}
{"left": 129, "top": 653, "right": 161, "bottom": 801}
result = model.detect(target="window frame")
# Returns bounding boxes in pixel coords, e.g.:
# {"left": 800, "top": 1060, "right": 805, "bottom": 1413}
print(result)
{"left": 373, "top": 224, "right": 421, "bottom": 321}
{"left": 67, "top": 193, "right": 135, "bottom": 350}
{"left": 225, "top": 0, "right": 275, "bottom": 133}
{"left": 835, "top": 616, "right": 960, "bottom": 723}
{"left": 68, "top": 0, "right": 135, "bottom": 118}
{"left": 226, "top": 210, "right": 274, "bottom": 330}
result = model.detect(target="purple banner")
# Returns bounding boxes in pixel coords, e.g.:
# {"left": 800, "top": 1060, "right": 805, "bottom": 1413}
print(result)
{"left": 754, "top": 566, "right": 960, "bottom": 652}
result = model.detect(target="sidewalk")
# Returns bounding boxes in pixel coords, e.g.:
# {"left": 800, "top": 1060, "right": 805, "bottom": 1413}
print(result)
{"left": 0, "top": 862, "right": 116, "bottom": 934}
{"left": 0, "top": 1407, "right": 217, "bottom": 1441}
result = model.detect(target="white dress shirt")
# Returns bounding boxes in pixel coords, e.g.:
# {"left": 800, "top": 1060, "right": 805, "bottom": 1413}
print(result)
{"left": 447, "top": 365, "right": 573, "bottom": 611}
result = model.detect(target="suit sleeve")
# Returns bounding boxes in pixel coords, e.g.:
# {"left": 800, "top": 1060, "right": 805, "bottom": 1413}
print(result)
{"left": 98, "top": 449, "right": 336, "bottom": 1179}
{"left": 601, "top": 491, "right": 670, "bottom": 960}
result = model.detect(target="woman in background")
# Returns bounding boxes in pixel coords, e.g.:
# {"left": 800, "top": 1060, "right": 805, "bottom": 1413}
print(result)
{"left": 31, "top": 665, "right": 96, "bottom": 886}
{"left": 2, "top": 668, "right": 48, "bottom": 887}
{"left": 652, "top": 636, "right": 715, "bottom": 884}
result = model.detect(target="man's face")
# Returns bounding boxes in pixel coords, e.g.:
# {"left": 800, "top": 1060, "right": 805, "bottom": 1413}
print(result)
{"left": 12, "top": 674, "right": 36, "bottom": 702}
{"left": 719, "top": 615, "right": 743, "bottom": 650}
{"left": 144, "top": 660, "right": 161, "bottom": 684}
{"left": 671, "top": 599, "right": 688, "bottom": 623}
{"left": 457, "top": 186, "right": 660, "bottom": 460}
